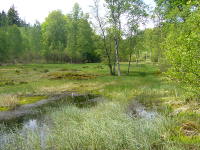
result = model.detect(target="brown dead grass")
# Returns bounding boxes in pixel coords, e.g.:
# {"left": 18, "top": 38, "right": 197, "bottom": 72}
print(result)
{"left": 46, "top": 71, "right": 98, "bottom": 80}
{"left": 38, "top": 81, "right": 116, "bottom": 95}
{"left": 180, "top": 121, "right": 200, "bottom": 136}
{"left": 0, "top": 94, "right": 19, "bottom": 107}
{"left": 165, "top": 99, "right": 200, "bottom": 115}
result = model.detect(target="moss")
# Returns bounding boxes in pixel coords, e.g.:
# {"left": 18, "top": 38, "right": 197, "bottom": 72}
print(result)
{"left": 46, "top": 71, "right": 98, "bottom": 80}
{"left": 172, "top": 134, "right": 200, "bottom": 145}
{"left": 58, "top": 68, "right": 81, "bottom": 72}
{"left": 0, "top": 96, "right": 48, "bottom": 111}
{"left": 15, "top": 70, "right": 20, "bottom": 74}
{"left": 43, "top": 69, "right": 49, "bottom": 73}
{"left": 0, "top": 80, "right": 16, "bottom": 87}
{"left": 170, "top": 120, "right": 200, "bottom": 146}
{"left": 18, "top": 96, "right": 48, "bottom": 105}
{"left": 0, "top": 106, "right": 10, "bottom": 111}
{"left": 0, "top": 81, "right": 4, "bottom": 87}
{"left": 33, "top": 68, "right": 37, "bottom": 71}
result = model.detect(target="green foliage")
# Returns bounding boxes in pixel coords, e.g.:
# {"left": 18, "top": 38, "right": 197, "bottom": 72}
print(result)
{"left": 28, "top": 22, "right": 42, "bottom": 52}
{"left": 7, "top": 5, "right": 22, "bottom": 26}
{"left": 143, "top": 27, "right": 166, "bottom": 62}
{"left": 164, "top": 8, "right": 200, "bottom": 98}
{"left": 155, "top": 0, "right": 200, "bottom": 22}
{"left": 42, "top": 10, "right": 68, "bottom": 51}
{"left": 40, "top": 5, "right": 99, "bottom": 63}
{"left": 67, "top": 4, "right": 99, "bottom": 63}
{"left": 7, "top": 25, "right": 23, "bottom": 60}
{"left": 0, "top": 7, "right": 28, "bottom": 63}
{"left": 0, "top": 27, "right": 8, "bottom": 62}
{"left": 152, "top": 0, "right": 200, "bottom": 98}
{"left": 0, "top": 11, "right": 8, "bottom": 27}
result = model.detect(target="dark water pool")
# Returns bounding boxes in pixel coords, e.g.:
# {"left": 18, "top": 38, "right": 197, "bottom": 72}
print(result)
{"left": 0, "top": 93, "right": 101, "bottom": 149}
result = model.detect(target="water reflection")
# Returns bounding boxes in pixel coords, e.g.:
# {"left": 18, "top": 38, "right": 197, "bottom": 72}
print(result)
{"left": 0, "top": 94, "right": 101, "bottom": 149}
{"left": 128, "top": 100, "right": 158, "bottom": 119}
{"left": 0, "top": 115, "right": 49, "bottom": 149}
{"left": 22, "top": 117, "right": 48, "bottom": 150}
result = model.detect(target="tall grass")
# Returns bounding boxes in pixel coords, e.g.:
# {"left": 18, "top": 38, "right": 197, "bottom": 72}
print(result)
{"left": 0, "top": 63, "right": 198, "bottom": 149}
{"left": 2, "top": 102, "right": 183, "bottom": 150}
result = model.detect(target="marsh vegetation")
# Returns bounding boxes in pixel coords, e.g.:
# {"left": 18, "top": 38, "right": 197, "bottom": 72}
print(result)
{"left": 0, "top": 0, "right": 200, "bottom": 149}
{"left": 0, "top": 63, "right": 199, "bottom": 149}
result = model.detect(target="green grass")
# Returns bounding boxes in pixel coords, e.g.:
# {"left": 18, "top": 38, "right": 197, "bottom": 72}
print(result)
{"left": 3, "top": 102, "right": 184, "bottom": 150}
{"left": 0, "top": 63, "right": 199, "bottom": 149}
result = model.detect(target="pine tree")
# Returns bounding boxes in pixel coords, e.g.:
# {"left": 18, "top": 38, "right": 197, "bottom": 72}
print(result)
{"left": 0, "top": 11, "right": 8, "bottom": 27}
{"left": 7, "top": 5, "right": 21, "bottom": 26}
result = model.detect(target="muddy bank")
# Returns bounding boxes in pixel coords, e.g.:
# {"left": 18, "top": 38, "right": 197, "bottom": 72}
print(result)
{"left": 0, "top": 92, "right": 100, "bottom": 122}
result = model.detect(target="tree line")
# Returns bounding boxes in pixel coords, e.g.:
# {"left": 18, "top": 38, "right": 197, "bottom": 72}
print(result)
{"left": 0, "top": 1, "right": 199, "bottom": 99}
{"left": 0, "top": 1, "right": 147, "bottom": 71}
{"left": 0, "top": 4, "right": 100, "bottom": 64}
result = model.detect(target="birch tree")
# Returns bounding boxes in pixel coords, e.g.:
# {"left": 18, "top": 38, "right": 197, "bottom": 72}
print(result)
{"left": 126, "top": 0, "right": 147, "bottom": 74}
{"left": 105, "top": 0, "right": 129, "bottom": 76}
{"left": 93, "top": 0, "right": 115, "bottom": 75}
{"left": 94, "top": 0, "right": 147, "bottom": 76}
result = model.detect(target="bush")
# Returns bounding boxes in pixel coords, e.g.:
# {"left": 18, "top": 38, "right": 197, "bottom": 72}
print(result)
{"left": 164, "top": 8, "right": 200, "bottom": 99}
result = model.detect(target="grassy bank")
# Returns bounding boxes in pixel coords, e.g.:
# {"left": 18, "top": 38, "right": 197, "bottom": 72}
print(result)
{"left": 0, "top": 63, "right": 199, "bottom": 149}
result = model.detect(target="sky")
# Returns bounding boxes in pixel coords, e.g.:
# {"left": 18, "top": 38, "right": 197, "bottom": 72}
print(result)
{"left": 0, "top": 0, "right": 156, "bottom": 28}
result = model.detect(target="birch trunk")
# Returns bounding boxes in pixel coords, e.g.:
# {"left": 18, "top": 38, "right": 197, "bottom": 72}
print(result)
{"left": 127, "top": 52, "right": 132, "bottom": 75}
{"left": 114, "top": 36, "right": 121, "bottom": 76}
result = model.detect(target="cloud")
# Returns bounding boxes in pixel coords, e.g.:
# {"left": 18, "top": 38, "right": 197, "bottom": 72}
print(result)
{"left": 0, "top": 0, "right": 155, "bottom": 29}
{"left": 0, "top": 0, "right": 94, "bottom": 24}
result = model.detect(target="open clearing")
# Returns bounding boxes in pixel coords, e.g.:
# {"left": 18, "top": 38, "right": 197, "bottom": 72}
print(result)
{"left": 0, "top": 63, "right": 199, "bottom": 150}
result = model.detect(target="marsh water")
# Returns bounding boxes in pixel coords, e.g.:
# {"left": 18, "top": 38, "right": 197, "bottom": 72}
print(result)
{"left": 128, "top": 100, "right": 158, "bottom": 119}
{"left": 0, "top": 114, "right": 49, "bottom": 149}
{"left": 0, "top": 93, "right": 100, "bottom": 149}
{"left": 0, "top": 94, "right": 157, "bottom": 149}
